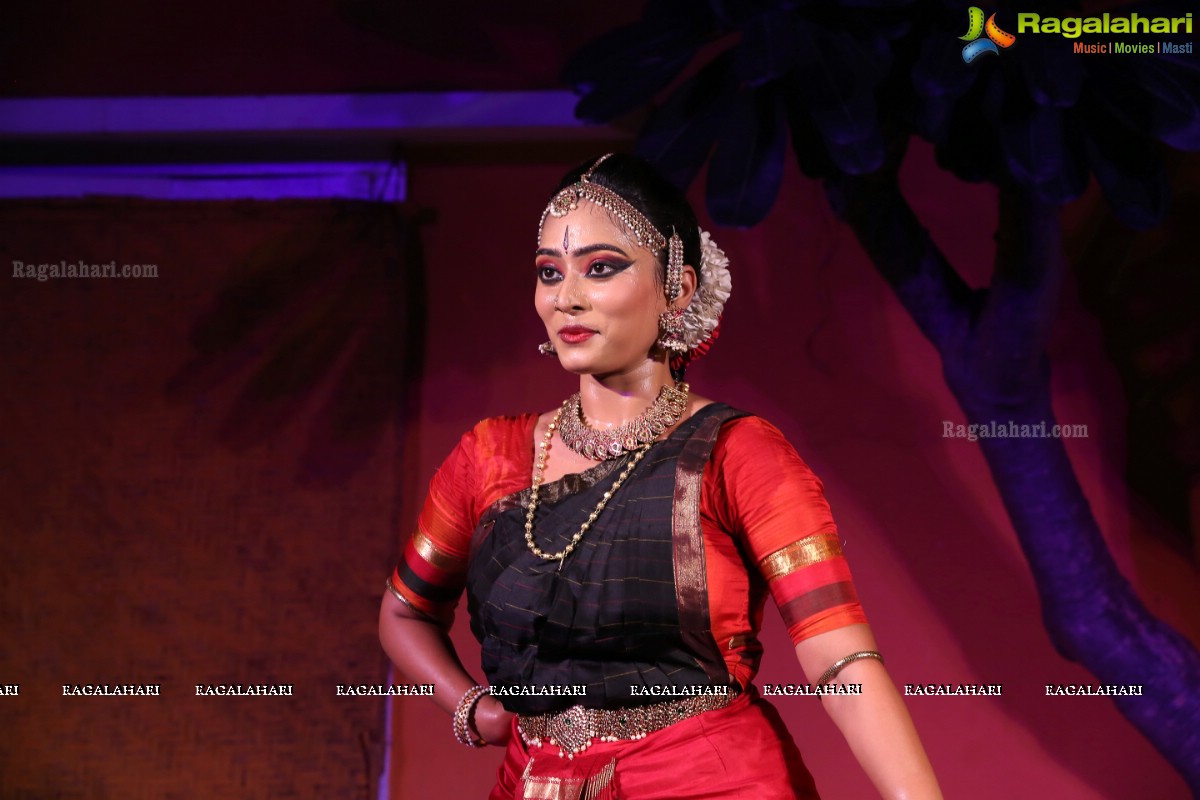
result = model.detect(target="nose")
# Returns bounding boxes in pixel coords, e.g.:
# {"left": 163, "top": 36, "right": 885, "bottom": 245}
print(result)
{"left": 556, "top": 271, "right": 588, "bottom": 312}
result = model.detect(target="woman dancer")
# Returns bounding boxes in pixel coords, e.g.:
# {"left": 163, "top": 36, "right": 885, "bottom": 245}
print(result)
{"left": 379, "top": 153, "right": 941, "bottom": 798}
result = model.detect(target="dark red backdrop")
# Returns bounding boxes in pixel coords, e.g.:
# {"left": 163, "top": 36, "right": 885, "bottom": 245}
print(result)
{"left": 1, "top": 2, "right": 1197, "bottom": 797}
{"left": 4, "top": 146, "right": 1193, "bottom": 798}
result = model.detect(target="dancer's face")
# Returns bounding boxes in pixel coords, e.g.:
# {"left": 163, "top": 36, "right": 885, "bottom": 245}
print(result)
{"left": 535, "top": 204, "right": 667, "bottom": 378}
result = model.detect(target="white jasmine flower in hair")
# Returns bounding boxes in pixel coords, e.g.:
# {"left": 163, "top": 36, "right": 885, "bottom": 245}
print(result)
{"left": 680, "top": 229, "right": 731, "bottom": 350}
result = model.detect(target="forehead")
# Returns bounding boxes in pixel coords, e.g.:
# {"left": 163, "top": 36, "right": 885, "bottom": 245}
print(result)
{"left": 538, "top": 204, "right": 644, "bottom": 253}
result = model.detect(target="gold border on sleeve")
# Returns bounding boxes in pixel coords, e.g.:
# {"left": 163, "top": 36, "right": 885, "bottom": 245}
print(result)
{"left": 412, "top": 529, "right": 464, "bottom": 572}
{"left": 758, "top": 530, "right": 843, "bottom": 581}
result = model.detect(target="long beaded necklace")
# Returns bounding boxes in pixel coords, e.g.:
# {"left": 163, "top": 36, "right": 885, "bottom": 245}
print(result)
{"left": 523, "top": 407, "right": 653, "bottom": 566}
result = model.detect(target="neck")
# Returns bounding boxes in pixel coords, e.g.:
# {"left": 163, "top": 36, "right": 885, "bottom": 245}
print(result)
{"left": 577, "top": 360, "right": 675, "bottom": 427}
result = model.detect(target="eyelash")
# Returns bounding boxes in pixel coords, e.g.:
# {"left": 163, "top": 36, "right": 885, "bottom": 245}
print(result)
{"left": 536, "top": 260, "right": 630, "bottom": 284}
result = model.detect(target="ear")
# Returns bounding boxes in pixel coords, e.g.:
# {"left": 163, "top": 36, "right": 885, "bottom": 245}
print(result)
{"left": 672, "top": 264, "right": 699, "bottom": 310}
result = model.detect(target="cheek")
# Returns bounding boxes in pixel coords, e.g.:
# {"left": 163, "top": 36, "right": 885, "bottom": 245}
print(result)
{"left": 533, "top": 284, "right": 554, "bottom": 319}
{"left": 602, "top": 283, "right": 662, "bottom": 337}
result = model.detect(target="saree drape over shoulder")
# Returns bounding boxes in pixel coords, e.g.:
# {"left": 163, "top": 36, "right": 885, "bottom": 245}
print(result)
{"left": 390, "top": 403, "right": 867, "bottom": 798}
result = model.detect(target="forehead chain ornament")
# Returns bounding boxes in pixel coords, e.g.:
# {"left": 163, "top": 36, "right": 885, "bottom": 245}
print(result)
{"left": 540, "top": 154, "right": 684, "bottom": 302}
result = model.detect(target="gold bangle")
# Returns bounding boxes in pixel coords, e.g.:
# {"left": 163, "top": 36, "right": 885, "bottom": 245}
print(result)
{"left": 817, "top": 650, "right": 883, "bottom": 686}
{"left": 384, "top": 576, "right": 407, "bottom": 605}
{"left": 384, "top": 576, "right": 440, "bottom": 624}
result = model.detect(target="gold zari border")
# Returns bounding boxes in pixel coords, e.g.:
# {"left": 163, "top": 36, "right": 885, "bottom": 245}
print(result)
{"left": 759, "top": 530, "right": 843, "bottom": 581}
{"left": 411, "top": 529, "right": 464, "bottom": 572}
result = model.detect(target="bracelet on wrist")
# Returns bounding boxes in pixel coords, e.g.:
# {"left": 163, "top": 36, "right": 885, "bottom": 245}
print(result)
{"left": 452, "top": 685, "right": 491, "bottom": 748}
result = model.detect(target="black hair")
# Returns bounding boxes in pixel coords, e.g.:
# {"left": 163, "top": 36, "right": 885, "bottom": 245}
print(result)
{"left": 552, "top": 153, "right": 702, "bottom": 278}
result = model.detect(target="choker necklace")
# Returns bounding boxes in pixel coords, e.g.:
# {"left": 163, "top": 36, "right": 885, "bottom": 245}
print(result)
{"left": 524, "top": 409, "right": 652, "bottom": 566}
{"left": 558, "top": 382, "right": 690, "bottom": 461}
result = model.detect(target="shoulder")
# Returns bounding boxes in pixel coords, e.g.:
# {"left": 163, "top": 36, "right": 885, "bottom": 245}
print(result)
{"left": 463, "top": 413, "right": 538, "bottom": 481}
{"left": 464, "top": 414, "right": 538, "bottom": 450}
{"left": 713, "top": 414, "right": 799, "bottom": 464}
{"left": 433, "top": 414, "right": 536, "bottom": 479}
{"left": 704, "top": 412, "right": 835, "bottom": 537}
{"left": 708, "top": 413, "right": 825, "bottom": 497}
{"left": 429, "top": 414, "right": 537, "bottom": 515}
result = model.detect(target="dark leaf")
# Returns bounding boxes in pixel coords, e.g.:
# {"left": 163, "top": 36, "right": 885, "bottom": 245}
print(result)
{"left": 217, "top": 261, "right": 369, "bottom": 448}
{"left": 1017, "top": 35, "right": 1085, "bottom": 108}
{"left": 838, "top": 0, "right": 917, "bottom": 7}
{"left": 809, "top": 91, "right": 885, "bottom": 174}
{"left": 783, "top": 76, "right": 836, "bottom": 180}
{"left": 708, "top": 0, "right": 775, "bottom": 30}
{"left": 823, "top": 19, "right": 894, "bottom": 82}
{"left": 636, "top": 50, "right": 740, "bottom": 190}
{"left": 1130, "top": 55, "right": 1200, "bottom": 150}
{"left": 1044, "top": 114, "right": 1090, "bottom": 206}
{"left": 735, "top": 6, "right": 804, "bottom": 87}
{"left": 935, "top": 70, "right": 1005, "bottom": 184}
{"left": 789, "top": 23, "right": 858, "bottom": 109}
{"left": 1089, "top": 55, "right": 1200, "bottom": 151}
{"left": 790, "top": 22, "right": 889, "bottom": 175}
{"left": 913, "top": 94, "right": 955, "bottom": 144}
{"left": 1082, "top": 103, "right": 1170, "bottom": 229}
{"left": 168, "top": 219, "right": 353, "bottom": 401}
{"left": 911, "top": 30, "right": 977, "bottom": 103}
{"left": 910, "top": 36, "right": 979, "bottom": 143}
{"left": 299, "top": 286, "right": 404, "bottom": 487}
{"left": 188, "top": 226, "right": 338, "bottom": 358}
{"left": 565, "top": 24, "right": 701, "bottom": 123}
{"left": 644, "top": 0, "right": 717, "bottom": 30}
{"left": 706, "top": 87, "right": 788, "bottom": 227}
{"left": 791, "top": 21, "right": 893, "bottom": 116}
{"left": 999, "top": 104, "right": 1067, "bottom": 186}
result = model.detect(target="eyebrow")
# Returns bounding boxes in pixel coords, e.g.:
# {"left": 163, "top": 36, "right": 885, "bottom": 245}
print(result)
{"left": 535, "top": 243, "right": 632, "bottom": 259}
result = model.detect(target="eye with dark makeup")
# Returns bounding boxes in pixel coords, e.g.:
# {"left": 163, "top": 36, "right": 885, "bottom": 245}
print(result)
{"left": 535, "top": 257, "right": 632, "bottom": 284}
{"left": 586, "top": 259, "right": 632, "bottom": 278}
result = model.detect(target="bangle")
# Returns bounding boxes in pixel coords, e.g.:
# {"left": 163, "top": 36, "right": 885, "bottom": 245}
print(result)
{"left": 453, "top": 685, "right": 491, "bottom": 748}
{"left": 817, "top": 650, "right": 883, "bottom": 686}
{"left": 385, "top": 576, "right": 442, "bottom": 625}
{"left": 384, "top": 575, "right": 407, "bottom": 605}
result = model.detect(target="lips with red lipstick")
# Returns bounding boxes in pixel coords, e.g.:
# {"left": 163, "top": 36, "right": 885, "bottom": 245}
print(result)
{"left": 558, "top": 325, "right": 598, "bottom": 344}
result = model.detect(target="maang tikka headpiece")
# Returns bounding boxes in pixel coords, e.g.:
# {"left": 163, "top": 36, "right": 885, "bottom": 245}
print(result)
{"left": 538, "top": 154, "right": 730, "bottom": 368}
{"left": 540, "top": 153, "right": 685, "bottom": 298}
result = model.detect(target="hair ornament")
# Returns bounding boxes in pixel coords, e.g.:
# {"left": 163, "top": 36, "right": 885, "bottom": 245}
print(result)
{"left": 678, "top": 229, "right": 731, "bottom": 354}
{"left": 539, "top": 154, "right": 667, "bottom": 252}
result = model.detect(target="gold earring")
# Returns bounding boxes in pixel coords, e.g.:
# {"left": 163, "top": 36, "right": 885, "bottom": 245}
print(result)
{"left": 656, "top": 308, "right": 687, "bottom": 352}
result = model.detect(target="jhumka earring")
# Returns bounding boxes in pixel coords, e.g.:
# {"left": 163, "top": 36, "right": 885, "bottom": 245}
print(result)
{"left": 656, "top": 308, "right": 687, "bottom": 352}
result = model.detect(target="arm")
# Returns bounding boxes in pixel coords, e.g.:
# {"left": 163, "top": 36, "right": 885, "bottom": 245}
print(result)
{"left": 795, "top": 624, "right": 942, "bottom": 799}
{"left": 710, "top": 417, "right": 941, "bottom": 797}
{"left": 378, "top": 420, "right": 525, "bottom": 746}
{"left": 378, "top": 590, "right": 513, "bottom": 744}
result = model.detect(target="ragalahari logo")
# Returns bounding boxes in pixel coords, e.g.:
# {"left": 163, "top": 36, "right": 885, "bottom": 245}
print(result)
{"left": 960, "top": 7, "right": 1017, "bottom": 62}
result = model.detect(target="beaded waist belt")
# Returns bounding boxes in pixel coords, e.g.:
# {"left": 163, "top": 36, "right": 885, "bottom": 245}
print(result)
{"left": 517, "top": 689, "right": 738, "bottom": 758}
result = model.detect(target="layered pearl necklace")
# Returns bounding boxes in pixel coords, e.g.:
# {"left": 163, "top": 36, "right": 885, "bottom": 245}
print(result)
{"left": 524, "top": 384, "right": 690, "bottom": 564}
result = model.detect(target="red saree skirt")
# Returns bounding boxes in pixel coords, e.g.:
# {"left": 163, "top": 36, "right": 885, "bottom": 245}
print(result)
{"left": 488, "top": 689, "right": 820, "bottom": 800}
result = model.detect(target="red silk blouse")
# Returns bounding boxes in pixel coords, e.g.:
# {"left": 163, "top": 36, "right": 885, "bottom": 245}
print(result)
{"left": 390, "top": 412, "right": 867, "bottom": 690}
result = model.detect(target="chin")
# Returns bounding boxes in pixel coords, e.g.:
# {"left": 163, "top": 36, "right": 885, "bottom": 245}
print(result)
{"left": 555, "top": 354, "right": 601, "bottom": 375}
{"left": 551, "top": 349, "right": 605, "bottom": 374}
